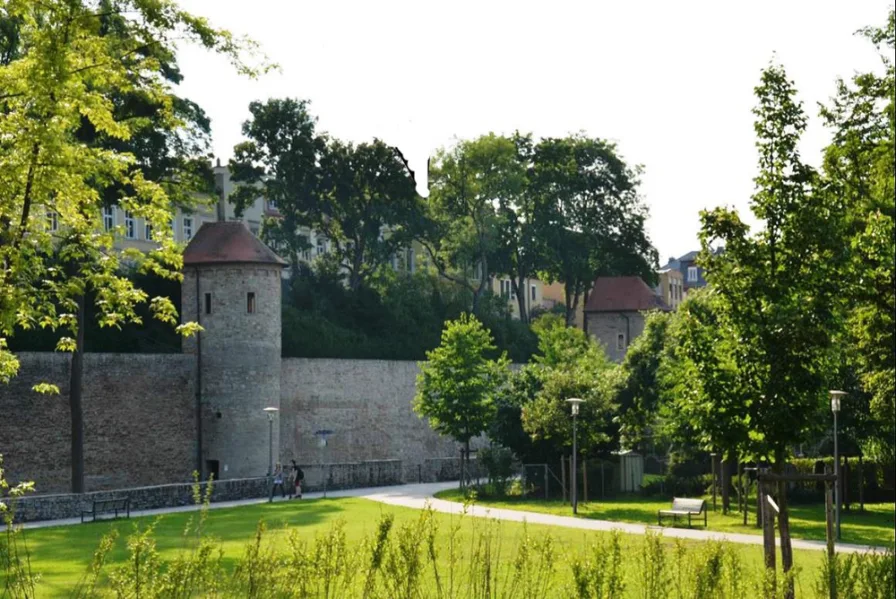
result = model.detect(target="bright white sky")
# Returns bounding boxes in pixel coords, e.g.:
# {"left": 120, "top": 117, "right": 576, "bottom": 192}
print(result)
{"left": 176, "top": 0, "right": 890, "bottom": 262}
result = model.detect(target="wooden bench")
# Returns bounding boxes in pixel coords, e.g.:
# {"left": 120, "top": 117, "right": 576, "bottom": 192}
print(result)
{"left": 81, "top": 497, "right": 130, "bottom": 523}
{"left": 657, "top": 497, "right": 707, "bottom": 528}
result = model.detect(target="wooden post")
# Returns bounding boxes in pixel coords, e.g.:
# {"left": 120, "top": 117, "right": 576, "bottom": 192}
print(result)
{"left": 756, "top": 475, "right": 763, "bottom": 528}
{"left": 583, "top": 459, "right": 588, "bottom": 503}
{"left": 825, "top": 467, "right": 836, "bottom": 599}
{"left": 544, "top": 465, "right": 549, "bottom": 500}
{"left": 858, "top": 455, "right": 864, "bottom": 512}
{"left": 843, "top": 457, "right": 850, "bottom": 512}
{"left": 711, "top": 453, "right": 718, "bottom": 512}
{"left": 561, "top": 456, "right": 567, "bottom": 503}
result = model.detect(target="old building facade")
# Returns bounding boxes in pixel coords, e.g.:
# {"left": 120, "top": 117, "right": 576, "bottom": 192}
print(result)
{"left": 583, "top": 276, "right": 670, "bottom": 363}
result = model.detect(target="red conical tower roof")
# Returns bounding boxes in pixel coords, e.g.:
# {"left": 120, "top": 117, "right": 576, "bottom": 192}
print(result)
{"left": 183, "top": 221, "right": 286, "bottom": 267}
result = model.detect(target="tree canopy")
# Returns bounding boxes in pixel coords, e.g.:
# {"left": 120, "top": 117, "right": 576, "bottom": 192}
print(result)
{"left": 0, "top": 0, "right": 266, "bottom": 389}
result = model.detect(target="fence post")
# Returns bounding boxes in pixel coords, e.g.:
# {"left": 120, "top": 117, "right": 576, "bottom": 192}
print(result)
{"left": 561, "top": 456, "right": 568, "bottom": 503}
{"left": 583, "top": 459, "right": 588, "bottom": 503}
{"left": 858, "top": 455, "right": 864, "bottom": 512}
{"left": 600, "top": 461, "right": 605, "bottom": 499}
{"left": 544, "top": 465, "right": 549, "bottom": 500}
{"left": 711, "top": 453, "right": 718, "bottom": 512}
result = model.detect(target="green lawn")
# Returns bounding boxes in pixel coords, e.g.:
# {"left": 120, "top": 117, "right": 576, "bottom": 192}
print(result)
{"left": 11, "top": 496, "right": 837, "bottom": 598}
{"left": 434, "top": 488, "right": 896, "bottom": 548}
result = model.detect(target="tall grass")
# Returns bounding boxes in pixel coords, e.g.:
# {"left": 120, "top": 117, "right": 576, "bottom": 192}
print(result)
{"left": 2, "top": 466, "right": 894, "bottom": 598}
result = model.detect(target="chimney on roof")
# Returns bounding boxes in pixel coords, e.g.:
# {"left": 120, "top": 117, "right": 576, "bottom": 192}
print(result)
{"left": 216, "top": 157, "right": 221, "bottom": 168}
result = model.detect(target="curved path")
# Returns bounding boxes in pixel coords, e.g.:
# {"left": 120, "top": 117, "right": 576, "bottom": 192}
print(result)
{"left": 360, "top": 482, "right": 882, "bottom": 554}
{"left": 20, "top": 481, "right": 883, "bottom": 554}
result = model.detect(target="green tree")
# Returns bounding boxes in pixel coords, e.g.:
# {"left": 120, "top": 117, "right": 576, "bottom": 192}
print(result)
{"left": 820, "top": 10, "right": 895, "bottom": 461}
{"left": 491, "top": 132, "right": 542, "bottom": 323}
{"left": 0, "top": 0, "right": 263, "bottom": 490}
{"left": 658, "top": 290, "right": 750, "bottom": 512}
{"left": 229, "top": 98, "right": 325, "bottom": 277}
{"left": 421, "top": 134, "right": 509, "bottom": 313}
{"left": 614, "top": 310, "right": 672, "bottom": 450}
{"left": 520, "top": 314, "right": 620, "bottom": 455}
{"left": 531, "top": 135, "right": 656, "bottom": 326}
{"left": 699, "top": 63, "right": 844, "bottom": 594}
{"left": 313, "top": 138, "right": 424, "bottom": 291}
{"left": 414, "top": 313, "right": 510, "bottom": 475}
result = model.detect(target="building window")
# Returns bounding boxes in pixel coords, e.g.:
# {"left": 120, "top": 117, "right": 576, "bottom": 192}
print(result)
{"left": 103, "top": 206, "right": 114, "bottom": 232}
{"left": 530, "top": 284, "right": 536, "bottom": 302}
{"left": 407, "top": 248, "right": 415, "bottom": 274}
{"left": 687, "top": 266, "right": 698, "bottom": 282}
{"left": 125, "top": 211, "right": 136, "bottom": 239}
{"left": 145, "top": 222, "right": 153, "bottom": 240}
{"left": 204, "top": 293, "right": 212, "bottom": 315}
{"left": 617, "top": 333, "right": 626, "bottom": 351}
{"left": 500, "top": 279, "right": 511, "bottom": 298}
{"left": 247, "top": 292, "right": 256, "bottom": 314}
{"left": 183, "top": 217, "right": 193, "bottom": 241}
{"left": 47, "top": 211, "right": 58, "bottom": 232}
{"left": 316, "top": 237, "right": 326, "bottom": 256}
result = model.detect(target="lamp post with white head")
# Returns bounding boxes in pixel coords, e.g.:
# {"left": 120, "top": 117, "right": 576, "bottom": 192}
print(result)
{"left": 566, "top": 398, "right": 584, "bottom": 515}
{"left": 829, "top": 390, "right": 846, "bottom": 541}
{"left": 263, "top": 407, "right": 279, "bottom": 477}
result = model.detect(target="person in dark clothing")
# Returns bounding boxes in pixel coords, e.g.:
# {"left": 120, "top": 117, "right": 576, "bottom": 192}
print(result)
{"left": 291, "top": 459, "right": 304, "bottom": 499}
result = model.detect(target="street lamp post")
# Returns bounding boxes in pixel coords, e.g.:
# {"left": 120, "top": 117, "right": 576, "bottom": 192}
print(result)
{"left": 263, "top": 407, "right": 279, "bottom": 477}
{"left": 829, "top": 391, "right": 845, "bottom": 542}
{"left": 566, "top": 398, "right": 584, "bottom": 515}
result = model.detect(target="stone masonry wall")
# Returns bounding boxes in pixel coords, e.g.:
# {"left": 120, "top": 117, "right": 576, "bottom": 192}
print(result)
{"left": 584, "top": 311, "right": 647, "bottom": 363}
{"left": 279, "top": 359, "right": 465, "bottom": 478}
{"left": 0, "top": 353, "right": 196, "bottom": 494}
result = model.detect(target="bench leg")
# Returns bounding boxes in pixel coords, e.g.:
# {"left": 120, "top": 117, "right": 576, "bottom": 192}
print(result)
{"left": 688, "top": 513, "right": 692, "bottom": 528}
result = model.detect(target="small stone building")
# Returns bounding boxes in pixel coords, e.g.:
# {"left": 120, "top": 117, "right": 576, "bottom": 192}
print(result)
{"left": 583, "top": 276, "right": 669, "bottom": 362}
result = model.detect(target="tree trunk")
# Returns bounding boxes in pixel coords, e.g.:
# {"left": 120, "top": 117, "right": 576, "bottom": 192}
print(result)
{"left": 760, "top": 474, "right": 776, "bottom": 596}
{"left": 70, "top": 292, "right": 86, "bottom": 494}
{"left": 514, "top": 277, "right": 528, "bottom": 323}
{"left": 775, "top": 450, "right": 795, "bottom": 599}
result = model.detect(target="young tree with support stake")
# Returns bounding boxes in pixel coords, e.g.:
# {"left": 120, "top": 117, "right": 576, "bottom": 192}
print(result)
{"left": 413, "top": 314, "right": 509, "bottom": 485}
{"left": 699, "top": 63, "right": 845, "bottom": 599}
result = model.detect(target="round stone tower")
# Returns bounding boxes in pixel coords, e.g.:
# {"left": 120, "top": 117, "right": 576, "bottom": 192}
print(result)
{"left": 181, "top": 221, "right": 286, "bottom": 480}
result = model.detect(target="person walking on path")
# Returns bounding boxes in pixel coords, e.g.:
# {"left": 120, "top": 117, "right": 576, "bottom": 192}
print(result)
{"left": 292, "top": 460, "right": 304, "bottom": 499}
{"left": 269, "top": 463, "right": 286, "bottom": 502}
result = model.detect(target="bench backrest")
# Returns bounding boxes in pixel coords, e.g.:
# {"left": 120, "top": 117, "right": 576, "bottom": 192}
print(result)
{"left": 95, "top": 497, "right": 129, "bottom": 508}
{"left": 671, "top": 497, "right": 705, "bottom": 513}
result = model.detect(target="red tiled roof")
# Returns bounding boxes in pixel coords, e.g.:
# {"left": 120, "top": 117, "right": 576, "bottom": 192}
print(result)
{"left": 584, "top": 276, "right": 669, "bottom": 312}
{"left": 183, "top": 221, "right": 287, "bottom": 267}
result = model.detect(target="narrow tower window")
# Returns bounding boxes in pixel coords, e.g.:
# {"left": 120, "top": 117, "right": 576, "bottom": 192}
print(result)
{"left": 247, "top": 292, "right": 256, "bottom": 314}
{"left": 204, "top": 293, "right": 212, "bottom": 315}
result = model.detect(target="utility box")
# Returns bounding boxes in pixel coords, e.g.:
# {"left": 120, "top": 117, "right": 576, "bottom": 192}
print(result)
{"left": 617, "top": 450, "right": 644, "bottom": 493}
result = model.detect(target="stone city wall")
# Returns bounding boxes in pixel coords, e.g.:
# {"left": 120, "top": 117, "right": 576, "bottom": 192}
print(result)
{"left": 279, "top": 359, "right": 472, "bottom": 475}
{"left": 0, "top": 353, "right": 197, "bottom": 494}
{"left": 2, "top": 354, "right": 485, "bottom": 499}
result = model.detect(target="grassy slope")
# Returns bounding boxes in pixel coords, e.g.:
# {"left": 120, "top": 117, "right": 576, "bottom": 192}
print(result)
{"left": 434, "top": 488, "right": 896, "bottom": 548}
{"left": 18, "top": 496, "right": 830, "bottom": 597}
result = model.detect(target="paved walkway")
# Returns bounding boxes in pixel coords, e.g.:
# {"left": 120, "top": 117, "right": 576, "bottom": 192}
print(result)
{"left": 20, "top": 481, "right": 882, "bottom": 554}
